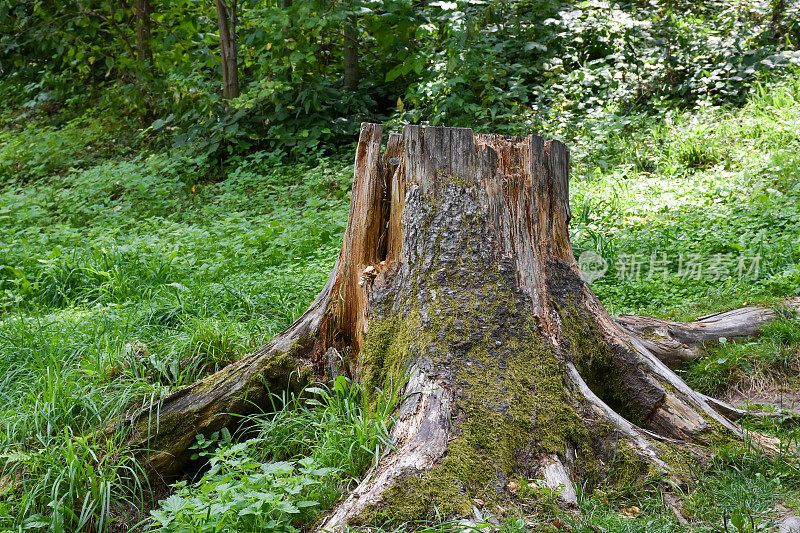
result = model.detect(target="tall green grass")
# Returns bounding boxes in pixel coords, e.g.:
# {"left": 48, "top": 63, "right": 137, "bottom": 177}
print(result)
{"left": 0, "top": 69, "right": 799, "bottom": 531}
{"left": 570, "top": 73, "right": 800, "bottom": 318}
{"left": 0, "top": 142, "right": 352, "bottom": 529}
{"left": 147, "top": 376, "right": 403, "bottom": 532}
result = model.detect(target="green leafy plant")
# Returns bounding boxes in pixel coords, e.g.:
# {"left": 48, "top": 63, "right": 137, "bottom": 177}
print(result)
{"left": 149, "top": 446, "right": 334, "bottom": 532}
{"left": 148, "top": 376, "right": 402, "bottom": 532}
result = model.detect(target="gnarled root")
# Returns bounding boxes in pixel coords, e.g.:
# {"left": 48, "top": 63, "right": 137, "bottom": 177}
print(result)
{"left": 119, "top": 264, "right": 338, "bottom": 480}
{"left": 614, "top": 298, "right": 800, "bottom": 367}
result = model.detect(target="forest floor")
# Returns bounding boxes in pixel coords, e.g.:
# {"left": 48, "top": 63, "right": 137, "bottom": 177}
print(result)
{"left": 1, "top": 75, "right": 800, "bottom": 532}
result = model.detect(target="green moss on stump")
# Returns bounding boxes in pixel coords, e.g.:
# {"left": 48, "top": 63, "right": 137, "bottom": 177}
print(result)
{"left": 356, "top": 282, "right": 600, "bottom": 525}
{"left": 359, "top": 313, "right": 422, "bottom": 411}
{"left": 606, "top": 440, "right": 651, "bottom": 489}
{"left": 561, "top": 305, "right": 645, "bottom": 426}
{"left": 353, "top": 186, "right": 673, "bottom": 526}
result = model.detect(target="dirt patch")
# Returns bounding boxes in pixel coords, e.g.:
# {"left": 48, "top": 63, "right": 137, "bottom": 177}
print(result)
{"left": 724, "top": 386, "right": 800, "bottom": 414}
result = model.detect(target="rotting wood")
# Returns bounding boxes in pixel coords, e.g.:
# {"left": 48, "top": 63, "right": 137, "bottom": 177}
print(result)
{"left": 614, "top": 298, "right": 800, "bottom": 367}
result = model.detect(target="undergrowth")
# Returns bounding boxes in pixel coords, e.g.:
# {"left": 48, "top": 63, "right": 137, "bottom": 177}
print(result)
{"left": 571, "top": 74, "right": 800, "bottom": 319}
{"left": 147, "top": 377, "right": 402, "bottom": 532}
{"left": 0, "top": 137, "right": 351, "bottom": 530}
{"left": 1, "top": 62, "right": 799, "bottom": 533}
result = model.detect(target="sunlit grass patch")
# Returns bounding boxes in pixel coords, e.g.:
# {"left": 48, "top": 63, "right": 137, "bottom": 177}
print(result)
{"left": 571, "top": 75, "right": 800, "bottom": 316}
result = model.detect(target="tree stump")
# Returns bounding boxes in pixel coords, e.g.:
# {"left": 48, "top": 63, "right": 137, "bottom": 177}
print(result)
{"left": 125, "top": 124, "right": 768, "bottom": 528}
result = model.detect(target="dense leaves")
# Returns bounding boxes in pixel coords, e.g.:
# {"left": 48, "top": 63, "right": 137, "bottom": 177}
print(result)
{"left": 2, "top": 0, "right": 798, "bottom": 161}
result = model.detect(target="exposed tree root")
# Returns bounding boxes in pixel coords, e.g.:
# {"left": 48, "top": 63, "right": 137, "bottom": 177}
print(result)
{"left": 614, "top": 298, "right": 800, "bottom": 367}
{"left": 120, "top": 267, "right": 335, "bottom": 479}
{"left": 701, "top": 393, "right": 800, "bottom": 425}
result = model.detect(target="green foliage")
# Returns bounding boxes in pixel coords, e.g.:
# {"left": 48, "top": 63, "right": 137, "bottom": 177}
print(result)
{"left": 0, "top": 115, "right": 127, "bottom": 181}
{"left": 0, "top": 329, "right": 148, "bottom": 532}
{"left": 274, "top": 376, "right": 402, "bottom": 478}
{"left": 684, "top": 336, "right": 789, "bottom": 396}
{"left": 392, "top": 0, "right": 800, "bottom": 143}
{"left": 149, "top": 451, "right": 333, "bottom": 532}
{"left": 570, "top": 74, "right": 800, "bottom": 318}
{"left": 685, "top": 443, "right": 800, "bottom": 531}
{"left": 4, "top": 0, "right": 798, "bottom": 161}
{"left": 148, "top": 376, "right": 401, "bottom": 532}
{"left": 0, "top": 129, "right": 352, "bottom": 529}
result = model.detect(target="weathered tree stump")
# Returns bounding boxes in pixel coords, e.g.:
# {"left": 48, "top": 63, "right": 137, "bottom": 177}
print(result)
{"left": 124, "top": 124, "right": 784, "bottom": 527}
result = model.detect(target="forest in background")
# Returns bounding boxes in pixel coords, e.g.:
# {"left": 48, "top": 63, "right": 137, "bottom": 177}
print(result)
{"left": 2, "top": 0, "right": 799, "bottom": 163}
{"left": 2, "top": 0, "right": 800, "bottom": 532}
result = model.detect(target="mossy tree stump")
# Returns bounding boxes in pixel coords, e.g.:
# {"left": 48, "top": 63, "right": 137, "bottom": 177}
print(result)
{"left": 126, "top": 124, "right": 774, "bottom": 528}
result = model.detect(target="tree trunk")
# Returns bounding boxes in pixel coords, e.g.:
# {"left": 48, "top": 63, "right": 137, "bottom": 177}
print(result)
{"left": 343, "top": 3, "right": 359, "bottom": 91}
{"left": 135, "top": 0, "right": 152, "bottom": 64}
{"left": 124, "top": 124, "right": 778, "bottom": 527}
{"left": 215, "top": 0, "right": 239, "bottom": 100}
{"left": 771, "top": 0, "right": 787, "bottom": 38}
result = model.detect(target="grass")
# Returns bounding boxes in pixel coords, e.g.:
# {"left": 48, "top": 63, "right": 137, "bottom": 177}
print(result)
{"left": 570, "top": 76, "right": 800, "bottom": 318}
{"left": 682, "top": 316, "right": 800, "bottom": 397}
{"left": 147, "top": 377, "right": 402, "bottom": 532}
{"left": 0, "top": 72, "right": 799, "bottom": 530}
{"left": 0, "top": 109, "right": 353, "bottom": 529}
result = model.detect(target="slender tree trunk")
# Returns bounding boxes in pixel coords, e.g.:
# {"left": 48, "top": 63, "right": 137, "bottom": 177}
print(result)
{"left": 122, "top": 124, "right": 787, "bottom": 529}
{"left": 135, "top": 0, "right": 152, "bottom": 63}
{"left": 215, "top": 0, "right": 239, "bottom": 100}
{"left": 343, "top": 2, "right": 359, "bottom": 91}
{"left": 280, "top": 0, "right": 292, "bottom": 36}
{"left": 770, "top": 0, "right": 787, "bottom": 38}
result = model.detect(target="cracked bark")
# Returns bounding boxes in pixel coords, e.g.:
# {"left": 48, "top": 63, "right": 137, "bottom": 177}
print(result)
{"left": 215, "top": 0, "right": 239, "bottom": 100}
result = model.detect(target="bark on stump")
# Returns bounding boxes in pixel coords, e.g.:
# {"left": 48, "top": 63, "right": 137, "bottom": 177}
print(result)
{"left": 125, "top": 124, "right": 765, "bottom": 528}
